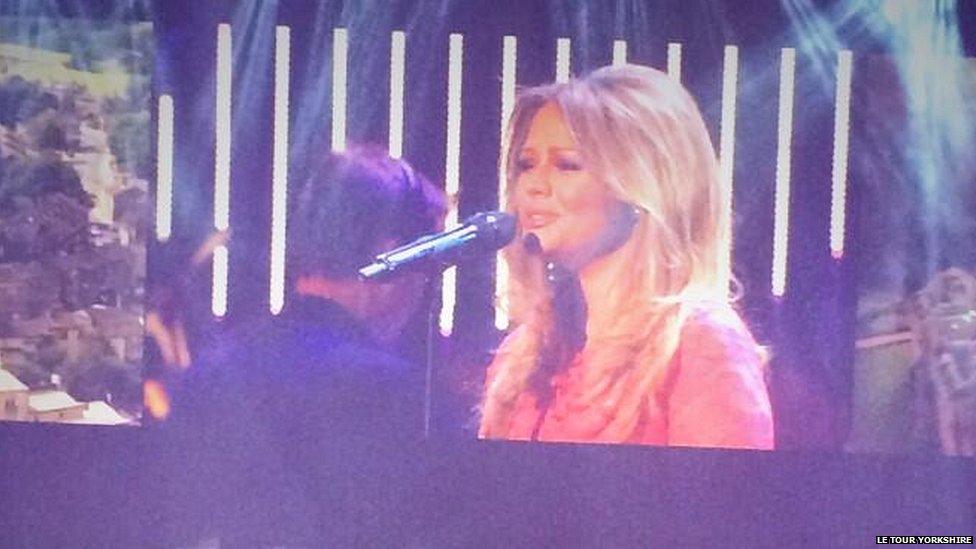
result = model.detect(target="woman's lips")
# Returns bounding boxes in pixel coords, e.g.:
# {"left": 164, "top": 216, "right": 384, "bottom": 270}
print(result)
{"left": 523, "top": 213, "right": 557, "bottom": 230}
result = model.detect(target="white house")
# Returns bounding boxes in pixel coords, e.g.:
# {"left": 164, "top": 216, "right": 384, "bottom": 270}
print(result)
{"left": 0, "top": 368, "right": 29, "bottom": 421}
{"left": 28, "top": 390, "right": 85, "bottom": 422}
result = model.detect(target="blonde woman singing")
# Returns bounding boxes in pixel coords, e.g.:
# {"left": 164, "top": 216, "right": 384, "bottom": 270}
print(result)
{"left": 479, "top": 64, "right": 773, "bottom": 449}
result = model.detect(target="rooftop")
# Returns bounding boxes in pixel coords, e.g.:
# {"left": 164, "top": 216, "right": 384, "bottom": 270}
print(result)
{"left": 0, "top": 368, "right": 28, "bottom": 392}
{"left": 66, "top": 401, "right": 131, "bottom": 426}
{"left": 28, "top": 390, "right": 83, "bottom": 413}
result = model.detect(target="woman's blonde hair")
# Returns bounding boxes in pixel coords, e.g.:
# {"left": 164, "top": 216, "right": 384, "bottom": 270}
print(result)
{"left": 480, "top": 64, "right": 733, "bottom": 439}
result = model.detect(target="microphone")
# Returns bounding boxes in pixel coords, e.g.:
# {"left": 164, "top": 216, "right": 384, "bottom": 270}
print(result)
{"left": 358, "top": 211, "right": 516, "bottom": 280}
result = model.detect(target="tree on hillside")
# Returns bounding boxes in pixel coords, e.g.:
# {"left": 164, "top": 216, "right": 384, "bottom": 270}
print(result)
{"left": 0, "top": 158, "right": 93, "bottom": 262}
{"left": 0, "top": 76, "right": 59, "bottom": 128}
{"left": 106, "top": 110, "right": 151, "bottom": 180}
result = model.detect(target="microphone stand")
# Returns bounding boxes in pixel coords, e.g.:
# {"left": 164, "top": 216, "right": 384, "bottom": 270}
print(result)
{"left": 423, "top": 283, "right": 438, "bottom": 439}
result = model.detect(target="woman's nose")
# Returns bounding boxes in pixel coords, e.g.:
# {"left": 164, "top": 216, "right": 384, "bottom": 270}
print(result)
{"left": 522, "top": 166, "right": 552, "bottom": 197}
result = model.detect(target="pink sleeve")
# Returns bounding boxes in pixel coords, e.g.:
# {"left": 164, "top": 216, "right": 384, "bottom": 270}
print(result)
{"left": 666, "top": 308, "right": 774, "bottom": 450}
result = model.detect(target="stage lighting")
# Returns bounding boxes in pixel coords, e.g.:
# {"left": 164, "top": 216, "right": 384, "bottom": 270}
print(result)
{"left": 156, "top": 94, "right": 174, "bottom": 242}
{"left": 772, "top": 48, "right": 796, "bottom": 298}
{"left": 332, "top": 28, "right": 348, "bottom": 152}
{"left": 495, "top": 35, "right": 517, "bottom": 331}
{"left": 270, "top": 25, "right": 291, "bottom": 315}
{"left": 719, "top": 45, "right": 739, "bottom": 286}
{"left": 556, "top": 37, "right": 570, "bottom": 83}
{"left": 830, "top": 50, "right": 853, "bottom": 260}
{"left": 441, "top": 33, "right": 464, "bottom": 336}
{"left": 389, "top": 30, "right": 406, "bottom": 159}
{"left": 613, "top": 39, "right": 627, "bottom": 66}
{"left": 668, "top": 42, "right": 682, "bottom": 82}
{"left": 213, "top": 23, "right": 232, "bottom": 316}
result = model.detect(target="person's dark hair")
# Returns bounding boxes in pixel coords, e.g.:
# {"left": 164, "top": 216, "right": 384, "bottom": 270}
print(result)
{"left": 288, "top": 144, "right": 446, "bottom": 279}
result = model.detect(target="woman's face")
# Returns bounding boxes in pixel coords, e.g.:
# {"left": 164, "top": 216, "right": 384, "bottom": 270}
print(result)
{"left": 513, "top": 102, "right": 617, "bottom": 266}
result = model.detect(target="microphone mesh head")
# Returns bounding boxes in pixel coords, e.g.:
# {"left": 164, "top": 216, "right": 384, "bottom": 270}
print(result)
{"left": 469, "top": 211, "right": 517, "bottom": 250}
{"left": 523, "top": 233, "right": 543, "bottom": 256}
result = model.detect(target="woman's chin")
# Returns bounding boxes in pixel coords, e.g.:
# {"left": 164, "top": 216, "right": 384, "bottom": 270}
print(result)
{"left": 524, "top": 230, "right": 585, "bottom": 266}
{"left": 527, "top": 230, "right": 558, "bottom": 253}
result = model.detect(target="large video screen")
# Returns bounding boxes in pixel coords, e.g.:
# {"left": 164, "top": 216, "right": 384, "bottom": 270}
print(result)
{"left": 140, "top": 2, "right": 976, "bottom": 457}
{"left": 141, "top": 3, "right": 976, "bottom": 455}
{"left": 6, "top": 2, "right": 972, "bottom": 458}
{"left": 0, "top": 14, "right": 152, "bottom": 425}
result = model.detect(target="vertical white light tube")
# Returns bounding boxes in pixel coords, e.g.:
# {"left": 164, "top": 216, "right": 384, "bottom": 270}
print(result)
{"left": 269, "top": 25, "right": 291, "bottom": 315}
{"left": 212, "top": 23, "right": 232, "bottom": 317}
{"left": 556, "top": 38, "right": 571, "bottom": 83}
{"left": 613, "top": 39, "right": 627, "bottom": 66}
{"left": 211, "top": 244, "right": 229, "bottom": 317}
{"left": 156, "top": 94, "right": 174, "bottom": 242}
{"left": 495, "top": 35, "right": 517, "bottom": 331}
{"left": 440, "top": 33, "right": 463, "bottom": 335}
{"left": 389, "top": 30, "right": 406, "bottom": 159}
{"left": 830, "top": 50, "right": 853, "bottom": 260}
{"left": 667, "top": 42, "right": 682, "bottom": 82}
{"left": 331, "top": 28, "right": 348, "bottom": 152}
{"left": 772, "top": 48, "right": 796, "bottom": 298}
{"left": 718, "top": 45, "right": 739, "bottom": 288}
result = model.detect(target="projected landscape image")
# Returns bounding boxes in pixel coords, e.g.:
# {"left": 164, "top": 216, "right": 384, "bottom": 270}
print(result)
{"left": 849, "top": 53, "right": 976, "bottom": 456}
{"left": 0, "top": 17, "right": 152, "bottom": 424}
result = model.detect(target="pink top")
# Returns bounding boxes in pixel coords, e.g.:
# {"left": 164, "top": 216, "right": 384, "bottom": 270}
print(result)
{"left": 481, "top": 306, "right": 774, "bottom": 449}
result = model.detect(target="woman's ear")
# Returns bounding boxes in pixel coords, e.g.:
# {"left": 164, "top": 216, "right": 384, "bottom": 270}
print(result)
{"left": 599, "top": 200, "right": 642, "bottom": 254}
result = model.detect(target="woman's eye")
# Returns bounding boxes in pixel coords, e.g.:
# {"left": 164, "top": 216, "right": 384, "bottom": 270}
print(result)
{"left": 556, "top": 158, "right": 582, "bottom": 171}
{"left": 515, "top": 158, "right": 535, "bottom": 172}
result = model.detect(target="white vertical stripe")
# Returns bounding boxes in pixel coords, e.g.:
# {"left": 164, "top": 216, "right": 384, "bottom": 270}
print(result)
{"left": 331, "top": 28, "right": 348, "bottom": 152}
{"left": 556, "top": 38, "right": 571, "bottom": 83}
{"left": 213, "top": 24, "right": 232, "bottom": 317}
{"left": 772, "top": 48, "right": 796, "bottom": 297}
{"left": 214, "top": 23, "right": 232, "bottom": 231}
{"left": 156, "top": 94, "right": 174, "bottom": 242}
{"left": 440, "top": 33, "right": 464, "bottom": 335}
{"left": 830, "top": 50, "right": 853, "bottom": 260}
{"left": 613, "top": 40, "right": 627, "bottom": 66}
{"left": 667, "top": 42, "right": 682, "bottom": 82}
{"left": 495, "top": 35, "right": 517, "bottom": 331}
{"left": 718, "top": 46, "right": 739, "bottom": 287}
{"left": 269, "top": 25, "right": 291, "bottom": 315}
{"left": 212, "top": 245, "right": 229, "bottom": 317}
{"left": 389, "top": 30, "right": 406, "bottom": 159}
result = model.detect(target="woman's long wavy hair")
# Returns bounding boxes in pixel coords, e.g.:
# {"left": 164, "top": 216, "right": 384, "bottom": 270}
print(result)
{"left": 480, "top": 64, "right": 733, "bottom": 439}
